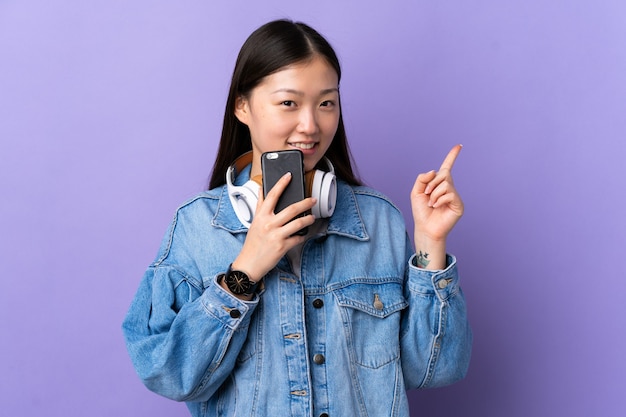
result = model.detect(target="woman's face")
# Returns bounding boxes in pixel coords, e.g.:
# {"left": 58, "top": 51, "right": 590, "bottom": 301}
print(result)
{"left": 235, "top": 56, "right": 340, "bottom": 176}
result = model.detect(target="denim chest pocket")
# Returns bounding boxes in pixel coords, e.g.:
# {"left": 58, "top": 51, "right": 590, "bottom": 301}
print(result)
{"left": 334, "top": 281, "right": 408, "bottom": 369}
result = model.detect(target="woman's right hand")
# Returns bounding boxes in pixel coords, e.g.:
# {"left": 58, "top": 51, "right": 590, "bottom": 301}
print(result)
{"left": 231, "top": 172, "right": 317, "bottom": 283}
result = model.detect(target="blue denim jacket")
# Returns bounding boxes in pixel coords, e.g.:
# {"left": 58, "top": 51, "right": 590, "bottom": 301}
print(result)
{"left": 122, "top": 177, "right": 472, "bottom": 417}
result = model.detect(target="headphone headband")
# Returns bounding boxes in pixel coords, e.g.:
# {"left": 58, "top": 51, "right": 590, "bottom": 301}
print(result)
{"left": 226, "top": 152, "right": 336, "bottom": 228}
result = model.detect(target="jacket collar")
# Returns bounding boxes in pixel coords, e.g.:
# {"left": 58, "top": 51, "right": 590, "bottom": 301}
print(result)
{"left": 211, "top": 177, "right": 369, "bottom": 241}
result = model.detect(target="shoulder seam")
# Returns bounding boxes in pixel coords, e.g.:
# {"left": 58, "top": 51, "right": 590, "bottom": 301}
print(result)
{"left": 154, "top": 191, "right": 218, "bottom": 265}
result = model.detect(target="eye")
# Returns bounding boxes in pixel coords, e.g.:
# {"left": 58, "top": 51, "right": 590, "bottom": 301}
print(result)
{"left": 281, "top": 100, "right": 296, "bottom": 107}
{"left": 320, "top": 100, "right": 335, "bottom": 108}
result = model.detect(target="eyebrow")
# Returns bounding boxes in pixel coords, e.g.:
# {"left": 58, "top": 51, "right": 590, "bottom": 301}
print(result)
{"left": 271, "top": 88, "right": 339, "bottom": 96}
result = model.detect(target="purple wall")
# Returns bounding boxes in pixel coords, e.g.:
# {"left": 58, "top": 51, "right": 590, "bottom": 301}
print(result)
{"left": 1, "top": 1, "right": 625, "bottom": 416}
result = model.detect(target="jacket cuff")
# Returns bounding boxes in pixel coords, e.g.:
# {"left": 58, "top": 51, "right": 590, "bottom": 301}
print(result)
{"left": 198, "top": 275, "right": 262, "bottom": 330}
{"left": 407, "top": 254, "right": 460, "bottom": 301}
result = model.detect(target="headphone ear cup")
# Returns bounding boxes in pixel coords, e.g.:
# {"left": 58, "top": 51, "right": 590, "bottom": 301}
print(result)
{"left": 310, "top": 170, "right": 337, "bottom": 218}
{"left": 227, "top": 180, "right": 260, "bottom": 228}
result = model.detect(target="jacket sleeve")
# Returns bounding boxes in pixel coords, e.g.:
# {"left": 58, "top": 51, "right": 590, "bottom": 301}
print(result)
{"left": 400, "top": 248, "right": 473, "bottom": 389}
{"left": 122, "top": 263, "right": 259, "bottom": 402}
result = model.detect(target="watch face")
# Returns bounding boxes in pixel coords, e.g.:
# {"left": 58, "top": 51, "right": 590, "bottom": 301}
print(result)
{"left": 225, "top": 270, "right": 252, "bottom": 295}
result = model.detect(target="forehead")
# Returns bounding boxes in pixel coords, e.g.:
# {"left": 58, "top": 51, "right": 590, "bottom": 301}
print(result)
{"left": 258, "top": 56, "right": 339, "bottom": 90}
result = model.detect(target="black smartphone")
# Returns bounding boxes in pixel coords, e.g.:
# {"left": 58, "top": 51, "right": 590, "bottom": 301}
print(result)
{"left": 261, "top": 150, "right": 308, "bottom": 235}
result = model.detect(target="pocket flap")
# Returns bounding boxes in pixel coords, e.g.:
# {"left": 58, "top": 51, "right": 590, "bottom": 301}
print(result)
{"left": 334, "top": 281, "right": 408, "bottom": 318}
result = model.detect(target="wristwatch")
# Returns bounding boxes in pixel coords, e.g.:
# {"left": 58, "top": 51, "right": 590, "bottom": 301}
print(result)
{"left": 221, "top": 264, "right": 260, "bottom": 296}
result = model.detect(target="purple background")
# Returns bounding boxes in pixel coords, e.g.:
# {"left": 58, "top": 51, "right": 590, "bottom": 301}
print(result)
{"left": 1, "top": 1, "right": 625, "bottom": 416}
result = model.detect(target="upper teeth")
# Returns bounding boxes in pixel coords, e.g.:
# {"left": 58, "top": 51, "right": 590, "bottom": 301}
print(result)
{"left": 292, "top": 143, "right": 316, "bottom": 150}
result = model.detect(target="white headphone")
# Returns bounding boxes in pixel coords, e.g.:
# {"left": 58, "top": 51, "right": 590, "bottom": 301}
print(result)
{"left": 226, "top": 152, "right": 337, "bottom": 228}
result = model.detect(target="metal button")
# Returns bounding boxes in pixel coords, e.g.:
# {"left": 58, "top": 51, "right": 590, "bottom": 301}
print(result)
{"left": 320, "top": 414, "right": 329, "bottom": 417}
{"left": 437, "top": 279, "right": 449, "bottom": 289}
{"left": 313, "top": 354, "right": 325, "bottom": 365}
{"left": 229, "top": 309, "right": 241, "bottom": 319}
{"left": 312, "top": 298, "right": 324, "bottom": 308}
{"left": 373, "top": 294, "right": 384, "bottom": 310}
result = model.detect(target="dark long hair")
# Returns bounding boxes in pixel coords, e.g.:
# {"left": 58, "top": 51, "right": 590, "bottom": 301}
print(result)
{"left": 208, "top": 19, "right": 361, "bottom": 189}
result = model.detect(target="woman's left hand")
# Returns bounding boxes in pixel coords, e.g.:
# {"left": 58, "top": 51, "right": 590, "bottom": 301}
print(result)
{"left": 411, "top": 144, "right": 464, "bottom": 244}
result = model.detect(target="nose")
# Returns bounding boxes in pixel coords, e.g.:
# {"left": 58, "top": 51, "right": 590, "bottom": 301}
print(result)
{"left": 297, "top": 108, "right": 319, "bottom": 136}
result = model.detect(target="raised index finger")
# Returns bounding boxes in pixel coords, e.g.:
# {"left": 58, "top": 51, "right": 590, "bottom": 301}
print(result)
{"left": 439, "top": 144, "right": 463, "bottom": 172}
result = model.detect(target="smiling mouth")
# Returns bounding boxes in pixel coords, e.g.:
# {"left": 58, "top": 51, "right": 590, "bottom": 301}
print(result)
{"left": 289, "top": 142, "right": 317, "bottom": 150}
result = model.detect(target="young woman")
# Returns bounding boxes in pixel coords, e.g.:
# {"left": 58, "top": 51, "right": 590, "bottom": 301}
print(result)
{"left": 123, "top": 19, "right": 472, "bottom": 417}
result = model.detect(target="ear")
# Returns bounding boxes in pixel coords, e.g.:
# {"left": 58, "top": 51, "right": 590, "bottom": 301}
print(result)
{"left": 234, "top": 96, "right": 250, "bottom": 125}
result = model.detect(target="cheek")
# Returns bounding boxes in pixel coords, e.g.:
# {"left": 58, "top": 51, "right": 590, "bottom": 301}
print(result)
{"left": 248, "top": 113, "right": 283, "bottom": 140}
{"left": 320, "top": 113, "right": 340, "bottom": 138}
{"left": 257, "top": 112, "right": 294, "bottom": 135}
